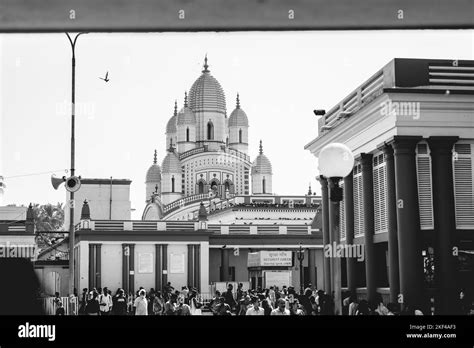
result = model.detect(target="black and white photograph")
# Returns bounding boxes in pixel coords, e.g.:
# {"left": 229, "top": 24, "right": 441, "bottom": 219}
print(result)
{"left": 0, "top": 1, "right": 473, "bottom": 346}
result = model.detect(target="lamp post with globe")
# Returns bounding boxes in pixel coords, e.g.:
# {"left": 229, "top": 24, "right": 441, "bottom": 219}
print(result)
{"left": 318, "top": 143, "right": 354, "bottom": 315}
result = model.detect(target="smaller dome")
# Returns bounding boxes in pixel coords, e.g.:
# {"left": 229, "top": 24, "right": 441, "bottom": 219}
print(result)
{"left": 162, "top": 150, "right": 181, "bottom": 173}
{"left": 146, "top": 150, "right": 161, "bottom": 182}
{"left": 146, "top": 164, "right": 161, "bottom": 183}
{"left": 229, "top": 94, "right": 249, "bottom": 127}
{"left": 251, "top": 140, "right": 272, "bottom": 175}
{"left": 166, "top": 101, "right": 178, "bottom": 134}
{"left": 177, "top": 92, "right": 196, "bottom": 125}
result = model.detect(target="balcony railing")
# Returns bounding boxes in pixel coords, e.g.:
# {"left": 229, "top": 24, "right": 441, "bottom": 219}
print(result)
{"left": 178, "top": 145, "right": 250, "bottom": 162}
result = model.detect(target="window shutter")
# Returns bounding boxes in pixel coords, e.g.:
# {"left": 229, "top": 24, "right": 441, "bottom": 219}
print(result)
{"left": 353, "top": 164, "right": 364, "bottom": 237}
{"left": 340, "top": 181, "right": 346, "bottom": 241}
{"left": 416, "top": 142, "right": 434, "bottom": 230}
{"left": 453, "top": 143, "right": 474, "bottom": 228}
{"left": 373, "top": 153, "right": 388, "bottom": 233}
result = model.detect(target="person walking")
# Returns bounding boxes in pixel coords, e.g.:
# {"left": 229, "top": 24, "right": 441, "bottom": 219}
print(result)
{"left": 134, "top": 289, "right": 148, "bottom": 316}
{"left": 112, "top": 289, "right": 128, "bottom": 315}
{"left": 85, "top": 291, "right": 100, "bottom": 316}
{"left": 245, "top": 297, "right": 264, "bottom": 316}
{"left": 164, "top": 293, "right": 178, "bottom": 315}
{"left": 271, "top": 298, "right": 290, "bottom": 315}
{"left": 224, "top": 284, "right": 237, "bottom": 313}
{"left": 99, "top": 287, "right": 113, "bottom": 316}
{"left": 176, "top": 295, "right": 191, "bottom": 316}
{"left": 189, "top": 288, "right": 203, "bottom": 315}
{"left": 153, "top": 291, "right": 165, "bottom": 315}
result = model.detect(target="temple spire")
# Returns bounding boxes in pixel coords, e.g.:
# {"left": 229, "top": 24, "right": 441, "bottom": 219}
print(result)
{"left": 174, "top": 100, "right": 178, "bottom": 116}
{"left": 202, "top": 54, "right": 209, "bottom": 73}
{"left": 184, "top": 91, "right": 188, "bottom": 107}
{"left": 153, "top": 149, "right": 157, "bottom": 164}
{"left": 308, "top": 182, "right": 312, "bottom": 195}
{"left": 236, "top": 93, "right": 240, "bottom": 109}
{"left": 259, "top": 140, "right": 263, "bottom": 155}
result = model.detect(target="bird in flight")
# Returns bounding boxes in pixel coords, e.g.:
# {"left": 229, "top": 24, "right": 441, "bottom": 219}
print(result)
{"left": 99, "top": 71, "right": 110, "bottom": 82}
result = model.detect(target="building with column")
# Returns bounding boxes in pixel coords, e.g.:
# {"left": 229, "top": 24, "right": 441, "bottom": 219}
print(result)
{"left": 74, "top": 200, "right": 324, "bottom": 295}
{"left": 305, "top": 58, "right": 474, "bottom": 314}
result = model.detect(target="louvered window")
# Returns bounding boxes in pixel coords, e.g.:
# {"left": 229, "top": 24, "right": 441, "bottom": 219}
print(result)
{"left": 453, "top": 143, "right": 474, "bottom": 228}
{"left": 373, "top": 153, "right": 388, "bottom": 233}
{"left": 353, "top": 164, "right": 364, "bottom": 237}
{"left": 416, "top": 142, "right": 434, "bottom": 229}
{"left": 340, "top": 181, "right": 346, "bottom": 241}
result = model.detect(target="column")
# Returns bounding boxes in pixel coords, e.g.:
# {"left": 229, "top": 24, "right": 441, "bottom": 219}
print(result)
{"left": 162, "top": 244, "right": 168, "bottom": 288}
{"left": 328, "top": 178, "right": 340, "bottom": 311}
{"left": 391, "top": 136, "right": 424, "bottom": 311}
{"left": 308, "top": 249, "right": 316, "bottom": 290}
{"left": 155, "top": 244, "right": 162, "bottom": 292}
{"left": 187, "top": 244, "right": 194, "bottom": 287}
{"left": 360, "top": 153, "right": 376, "bottom": 303}
{"left": 122, "top": 244, "right": 129, "bottom": 293}
{"left": 220, "top": 248, "right": 230, "bottom": 281}
{"left": 427, "top": 136, "right": 458, "bottom": 314}
{"left": 194, "top": 245, "right": 201, "bottom": 290}
{"left": 95, "top": 244, "right": 101, "bottom": 289}
{"left": 200, "top": 242, "right": 209, "bottom": 294}
{"left": 129, "top": 244, "right": 135, "bottom": 295}
{"left": 318, "top": 175, "right": 332, "bottom": 295}
{"left": 344, "top": 172, "right": 356, "bottom": 295}
{"left": 89, "top": 244, "right": 95, "bottom": 289}
{"left": 382, "top": 144, "right": 400, "bottom": 303}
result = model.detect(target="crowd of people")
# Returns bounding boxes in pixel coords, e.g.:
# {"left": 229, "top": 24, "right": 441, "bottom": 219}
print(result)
{"left": 75, "top": 283, "right": 204, "bottom": 316}
{"left": 58, "top": 282, "right": 472, "bottom": 316}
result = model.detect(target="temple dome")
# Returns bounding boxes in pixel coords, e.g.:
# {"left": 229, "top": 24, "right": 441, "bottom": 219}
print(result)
{"left": 189, "top": 56, "right": 226, "bottom": 114}
{"left": 229, "top": 94, "right": 248, "bottom": 127}
{"left": 251, "top": 141, "right": 272, "bottom": 175}
{"left": 146, "top": 150, "right": 161, "bottom": 182}
{"left": 162, "top": 150, "right": 181, "bottom": 173}
{"left": 177, "top": 92, "right": 196, "bottom": 125}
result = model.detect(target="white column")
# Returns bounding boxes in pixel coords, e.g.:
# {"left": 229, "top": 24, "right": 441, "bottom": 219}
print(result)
{"left": 79, "top": 241, "right": 89, "bottom": 291}
{"left": 200, "top": 241, "right": 210, "bottom": 295}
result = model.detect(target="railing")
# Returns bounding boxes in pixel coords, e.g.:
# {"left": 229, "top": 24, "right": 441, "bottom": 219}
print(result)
{"left": 179, "top": 146, "right": 205, "bottom": 160}
{"left": 178, "top": 145, "right": 250, "bottom": 162}
{"left": 163, "top": 193, "right": 209, "bottom": 214}
{"left": 41, "top": 296, "right": 78, "bottom": 315}
{"left": 321, "top": 69, "right": 384, "bottom": 132}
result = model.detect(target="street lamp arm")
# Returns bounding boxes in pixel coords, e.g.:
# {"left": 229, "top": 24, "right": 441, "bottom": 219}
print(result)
{"left": 65, "top": 32, "right": 88, "bottom": 56}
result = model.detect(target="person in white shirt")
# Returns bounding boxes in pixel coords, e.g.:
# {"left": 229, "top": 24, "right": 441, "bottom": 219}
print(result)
{"left": 246, "top": 297, "right": 264, "bottom": 316}
{"left": 99, "top": 287, "right": 113, "bottom": 315}
{"left": 134, "top": 289, "right": 148, "bottom": 315}
{"left": 271, "top": 298, "right": 290, "bottom": 316}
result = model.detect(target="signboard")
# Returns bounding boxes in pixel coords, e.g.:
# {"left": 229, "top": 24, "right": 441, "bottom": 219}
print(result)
{"left": 169, "top": 253, "right": 185, "bottom": 274}
{"left": 138, "top": 253, "right": 153, "bottom": 273}
{"left": 264, "top": 271, "right": 292, "bottom": 289}
{"left": 247, "top": 251, "right": 292, "bottom": 267}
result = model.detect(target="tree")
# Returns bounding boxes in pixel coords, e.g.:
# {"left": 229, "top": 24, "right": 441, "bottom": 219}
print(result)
{"left": 33, "top": 203, "right": 65, "bottom": 251}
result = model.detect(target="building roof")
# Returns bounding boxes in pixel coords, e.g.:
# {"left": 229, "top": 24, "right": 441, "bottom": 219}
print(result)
{"left": 251, "top": 140, "right": 272, "bottom": 175}
{"left": 146, "top": 150, "right": 161, "bottom": 183}
{"left": 229, "top": 93, "right": 249, "bottom": 127}
{"left": 177, "top": 91, "right": 196, "bottom": 126}
{"left": 162, "top": 149, "right": 181, "bottom": 173}
{"left": 189, "top": 56, "right": 226, "bottom": 115}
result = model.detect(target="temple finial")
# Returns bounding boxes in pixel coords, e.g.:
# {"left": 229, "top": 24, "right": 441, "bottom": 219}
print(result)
{"left": 236, "top": 93, "right": 240, "bottom": 109}
{"left": 153, "top": 149, "right": 157, "bottom": 164}
{"left": 308, "top": 182, "right": 312, "bottom": 195}
{"left": 169, "top": 138, "right": 174, "bottom": 151}
{"left": 174, "top": 100, "right": 178, "bottom": 116}
{"left": 259, "top": 140, "right": 263, "bottom": 155}
{"left": 202, "top": 54, "right": 209, "bottom": 72}
{"left": 184, "top": 91, "right": 188, "bottom": 107}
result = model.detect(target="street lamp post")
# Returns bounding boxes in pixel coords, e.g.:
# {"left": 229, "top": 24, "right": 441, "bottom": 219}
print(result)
{"left": 65, "top": 32, "right": 87, "bottom": 296}
{"left": 296, "top": 243, "right": 305, "bottom": 294}
{"left": 318, "top": 143, "right": 354, "bottom": 315}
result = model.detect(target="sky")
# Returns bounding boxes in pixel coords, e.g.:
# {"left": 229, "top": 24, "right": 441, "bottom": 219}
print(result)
{"left": 1, "top": 30, "right": 473, "bottom": 219}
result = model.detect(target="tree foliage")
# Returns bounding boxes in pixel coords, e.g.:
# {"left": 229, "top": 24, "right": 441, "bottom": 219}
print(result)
{"left": 32, "top": 203, "right": 65, "bottom": 251}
